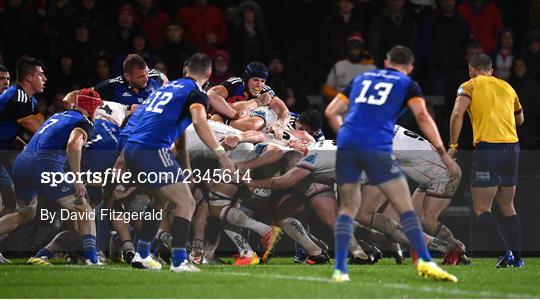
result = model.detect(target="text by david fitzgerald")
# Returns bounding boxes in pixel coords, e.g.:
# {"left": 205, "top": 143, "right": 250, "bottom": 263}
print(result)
{"left": 40, "top": 209, "right": 162, "bottom": 224}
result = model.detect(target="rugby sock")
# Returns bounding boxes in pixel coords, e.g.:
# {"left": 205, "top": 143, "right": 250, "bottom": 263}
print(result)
{"left": 81, "top": 234, "right": 98, "bottom": 263}
{"left": 502, "top": 214, "right": 522, "bottom": 261}
{"left": 371, "top": 213, "right": 409, "bottom": 245}
{"left": 400, "top": 211, "right": 431, "bottom": 262}
{"left": 334, "top": 214, "right": 353, "bottom": 273}
{"left": 280, "top": 218, "right": 321, "bottom": 256}
{"left": 137, "top": 207, "right": 162, "bottom": 258}
{"left": 171, "top": 217, "right": 191, "bottom": 267}
{"left": 136, "top": 240, "right": 152, "bottom": 259}
{"left": 95, "top": 203, "right": 112, "bottom": 251}
{"left": 477, "top": 212, "right": 508, "bottom": 251}
{"left": 223, "top": 207, "right": 271, "bottom": 237}
{"left": 35, "top": 248, "right": 53, "bottom": 259}
{"left": 224, "top": 229, "right": 254, "bottom": 257}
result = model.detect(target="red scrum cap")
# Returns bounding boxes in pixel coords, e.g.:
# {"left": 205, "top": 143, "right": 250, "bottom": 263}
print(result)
{"left": 75, "top": 88, "right": 103, "bottom": 117}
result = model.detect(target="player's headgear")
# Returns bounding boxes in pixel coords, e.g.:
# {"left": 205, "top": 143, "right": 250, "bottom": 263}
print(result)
{"left": 74, "top": 88, "right": 103, "bottom": 117}
{"left": 243, "top": 61, "right": 268, "bottom": 83}
{"left": 93, "top": 101, "right": 128, "bottom": 127}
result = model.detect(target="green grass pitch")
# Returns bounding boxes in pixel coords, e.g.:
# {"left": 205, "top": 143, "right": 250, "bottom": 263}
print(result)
{"left": 1, "top": 257, "right": 539, "bottom": 298}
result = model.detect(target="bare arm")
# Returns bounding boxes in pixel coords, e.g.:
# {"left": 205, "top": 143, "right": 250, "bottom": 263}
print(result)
{"left": 449, "top": 95, "right": 471, "bottom": 147}
{"left": 239, "top": 144, "right": 285, "bottom": 170}
{"left": 324, "top": 94, "right": 349, "bottom": 134}
{"left": 18, "top": 113, "right": 45, "bottom": 133}
{"left": 247, "top": 167, "right": 311, "bottom": 190}
{"left": 207, "top": 85, "right": 238, "bottom": 119}
{"left": 515, "top": 110, "right": 524, "bottom": 127}
{"left": 409, "top": 98, "right": 446, "bottom": 154}
{"left": 67, "top": 128, "right": 87, "bottom": 197}
{"left": 268, "top": 96, "right": 290, "bottom": 126}
{"left": 174, "top": 133, "right": 190, "bottom": 170}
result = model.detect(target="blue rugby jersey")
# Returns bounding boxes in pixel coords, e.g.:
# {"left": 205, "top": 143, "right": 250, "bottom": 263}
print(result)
{"left": 94, "top": 69, "right": 165, "bottom": 105}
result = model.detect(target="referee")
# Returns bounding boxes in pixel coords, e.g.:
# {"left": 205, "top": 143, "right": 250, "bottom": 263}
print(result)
{"left": 449, "top": 53, "right": 524, "bottom": 268}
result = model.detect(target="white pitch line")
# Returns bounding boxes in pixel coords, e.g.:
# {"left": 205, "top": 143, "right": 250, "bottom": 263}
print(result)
{"left": 211, "top": 271, "right": 538, "bottom": 299}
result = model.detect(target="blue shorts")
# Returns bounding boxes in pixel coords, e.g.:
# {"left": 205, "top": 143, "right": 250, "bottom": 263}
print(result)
{"left": 12, "top": 153, "right": 74, "bottom": 205}
{"left": 471, "top": 142, "right": 519, "bottom": 187}
{"left": 117, "top": 135, "right": 128, "bottom": 152}
{"left": 123, "top": 142, "right": 184, "bottom": 190}
{"left": 336, "top": 148, "right": 403, "bottom": 185}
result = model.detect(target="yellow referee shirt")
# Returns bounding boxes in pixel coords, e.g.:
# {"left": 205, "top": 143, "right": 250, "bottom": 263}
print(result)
{"left": 457, "top": 75, "right": 522, "bottom": 146}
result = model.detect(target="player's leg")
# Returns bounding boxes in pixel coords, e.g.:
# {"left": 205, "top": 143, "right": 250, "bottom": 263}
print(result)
{"left": 495, "top": 185, "right": 523, "bottom": 266}
{"left": 189, "top": 198, "right": 209, "bottom": 264}
{"left": 28, "top": 230, "right": 80, "bottom": 265}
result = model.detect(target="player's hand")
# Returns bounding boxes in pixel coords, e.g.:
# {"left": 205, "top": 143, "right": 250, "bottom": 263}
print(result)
{"left": 441, "top": 154, "right": 461, "bottom": 179}
{"left": 221, "top": 135, "right": 240, "bottom": 150}
{"left": 74, "top": 182, "right": 87, "bottom": 198}
{"left": 269, "top": 124, "right": 284, "bottom": 140}
{"left": 256, "top": 93, "right": 272, "bottom": 106}
{"left": 448, "top": 148, "right": 458, "bottom": 159}
{"left": 218, "top": 155, "right": 235, "bottom": 173}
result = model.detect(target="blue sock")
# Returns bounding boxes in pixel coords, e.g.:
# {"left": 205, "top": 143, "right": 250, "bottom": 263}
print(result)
{"left": 95, "top": 203, "right": 112, "bottom": 252}
{"left": 400, "top": 211, "right": 431, "bottom": 262}
{"left": 136, "top": 239, "right": 153, "bottom": 259}
{"left": 35, "top": 248, "right": 53, "bottom": 259}
{"left": 334, "top": 214, "right": 354, "bottom": 273}
{"left": 81, "top": 234, "right": 98, "bottom": 263}
{"left": 171, "top": 247, "right": 188, "bottom": 267}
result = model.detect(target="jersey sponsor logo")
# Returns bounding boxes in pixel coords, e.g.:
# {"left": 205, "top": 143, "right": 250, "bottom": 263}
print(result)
{"left": 304, "top": 153, "right": 318, "bottom": 164}
{"left": 122, "top": 92, "right": 132, "bottom": 97}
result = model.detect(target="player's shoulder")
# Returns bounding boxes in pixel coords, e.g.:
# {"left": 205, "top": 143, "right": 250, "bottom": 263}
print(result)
{"left": 4, "top": 86, "right": 31, "bottom": 104}
{"left": 225, "top": 77, "right": 243, "bottom": 85}
{"left": 95, "top": 76, "right": 124, "bottom": 89}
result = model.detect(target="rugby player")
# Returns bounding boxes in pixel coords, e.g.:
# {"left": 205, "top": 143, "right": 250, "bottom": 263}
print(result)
{"left": 325, "top": 45, "right": 459, "bottom": 282}
{"left": 123, "top": 53, "right": 235, "bottom": 272}
{"left": 15, "top": 88, "right": 103, "bottom": 265}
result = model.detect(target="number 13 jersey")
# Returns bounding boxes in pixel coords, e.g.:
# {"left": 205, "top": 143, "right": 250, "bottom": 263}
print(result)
{"left": 338, "top": 68, "right": 423, "bottom": 151}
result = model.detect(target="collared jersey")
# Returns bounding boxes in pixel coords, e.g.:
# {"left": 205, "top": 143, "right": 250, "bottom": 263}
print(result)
{"left": 94, "top": 69, "right": 165, "bottom": 105}
{"left": 457, "top": 75, "right": 521, "bottom": 145}
{"left": 126, "top": 77, "right": 208, "bottom": 149}
{"left": 338, "top": 68, "right": 423, "bottom": 150}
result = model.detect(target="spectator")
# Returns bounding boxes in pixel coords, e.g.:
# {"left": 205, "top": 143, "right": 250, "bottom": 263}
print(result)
{"left": 209, "top": 50, "right": 232, "bottom": 87}
{"left": 457, "top": 0, "right": 503, "bottom": 53}
{"left": 492, "top": 29, "right": 515, "bottom": 80}
{"left": 368, "top": 0, "right": 418, "bottom": 67}
{"left": 509, "top": 58, "right": 540, "bottom": 148}
{"left": 49, "top": 52, "right": 80, "bottom": 94}
{"left": 115, "top": 33, "right": 159, "bottom": 74}
{"left": 86, "top": 55, "right": 112, "bottom": 86}
{"left": 420, "top": 0, "right": 471, "bottom": 96}
{"left": 46, "top": 0, "right": 78, "bottom": 57}
{"left": 159, "top": 21, "right": 197, "bottom": 80}
{"left": 62, "top": 22, "right": 98, "bottom": 81}
{"left": 531, "top": 0, "right": 540, "bottom": 31}
{"left": 0, "top": 0, "right": 41, "bottom": 71}
{"left": 176, "top": 0, "right": 228, "bottom": 54}
{"left": 266, "top": 54, "right": 300, "bottom": 111}
{"left": 319, "top": 0, "right": 364, "bottom": 75}
{"left": 65, "top": 0, "right": 107, "bottom": 36}
{"left": 135, "top": 0, "right": 171, "bottom": 50}
{"left": 521, "top": 31, "right": 540, "bottom": 82}
{"left": 322, "top": 36, "right": 376, "bottom": 101}
{"left": 153, "top": 60, "right": 168, "bottom": 77}
{"left": 97, "top": 4, "right": 141, "bottom": 59}
{"left": 230, "top": 1, "right": 270, "bottom": 72}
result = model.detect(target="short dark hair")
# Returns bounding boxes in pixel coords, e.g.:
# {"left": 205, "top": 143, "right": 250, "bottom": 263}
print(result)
{"left": 16, "top": 56, "right": 44, "bottom": 81}
{"left": 0, "top": 65, "right": 8, "bottom": 73}
{"left": 469, "top": 53, "right": 492, "bottom": 71}
{"left": 299, "top": 109, "right": 323, "bottom": 131}
{"left": 184, "top": 53, "right": 212, "bottom": 75}
{"left": 386, "top": 45, "right": 414, "bottom": 66}
{"left": 123, "top": 54, "right": 147, "bottom": 73}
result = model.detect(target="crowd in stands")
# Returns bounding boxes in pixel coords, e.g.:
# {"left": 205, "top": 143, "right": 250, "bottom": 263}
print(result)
{"left": 0, "top": 0, "right": 539, "bottom": 148}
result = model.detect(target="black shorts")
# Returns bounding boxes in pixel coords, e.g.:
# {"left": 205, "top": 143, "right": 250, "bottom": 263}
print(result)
{"left": 471, "top": 142, "right": 519, "bottom": 187}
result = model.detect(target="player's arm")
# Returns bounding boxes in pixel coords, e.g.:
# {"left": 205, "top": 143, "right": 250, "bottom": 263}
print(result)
{"left": 190, "top": 100, "right": 235, "bottom": 172}
{"left": 18, "top": 113, "right": 45, "bottom": 133}
{"left": 66, "top": 126, "right": 89, "bottom": 197}
{"left": 246, "top": 166, "right": 310, "bottom": 190}
{"left": 221, "top": 130, "right": 265, "bottom": 150}
{"left": 409, "top": 97, "right": 446, "bottom": 154}
{"left": 238, "top": 144, "right": 285, "bottom": 171}
{"left": 174, "top": 133, "right": 190, "bottom": 170}
{"left": 268, "top": 95, "right": 290, "bottom": 127}
{"left": 324, "top": 93, "right": 349, "bottom": 133}
{"left": 207, "top": 85, "right": 239, "bottom": 120}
